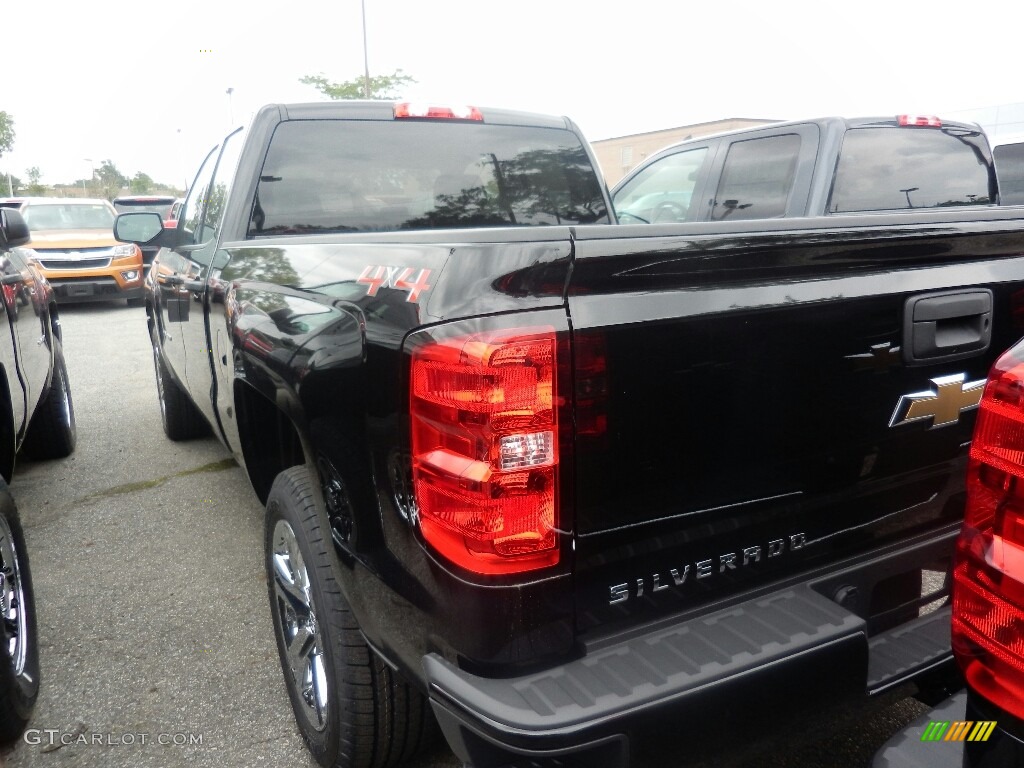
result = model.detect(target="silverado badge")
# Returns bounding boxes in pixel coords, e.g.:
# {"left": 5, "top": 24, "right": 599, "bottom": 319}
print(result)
{"left": 889, "top": 373, "right": 985, "bottom": 429}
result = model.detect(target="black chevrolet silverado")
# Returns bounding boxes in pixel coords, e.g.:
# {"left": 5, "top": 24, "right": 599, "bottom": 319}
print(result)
{"left": 114, "top": 102, "right": 1024, "bottom": 767}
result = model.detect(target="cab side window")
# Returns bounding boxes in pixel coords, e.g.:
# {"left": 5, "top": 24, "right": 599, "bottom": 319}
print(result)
{"left": 199, "top": 128, "right": 245, "bottom": 245}
{"left": 178, "top": 147, "right": 220, "bottom": 247}
{"left": 612, "top": 148, "right": 709, "bottom": 224}
{"left": 710, "top": 134, "right": 801, "bottom": 221}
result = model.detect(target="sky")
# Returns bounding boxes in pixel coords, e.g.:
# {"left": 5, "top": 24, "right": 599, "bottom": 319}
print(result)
{"left": 3, "top": 0, "right": 1023, "bottom": 190}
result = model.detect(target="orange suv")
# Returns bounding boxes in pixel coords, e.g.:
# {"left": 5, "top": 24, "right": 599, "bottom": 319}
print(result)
{"left": 0, "top": 197, "right": 144, "bottom": 305}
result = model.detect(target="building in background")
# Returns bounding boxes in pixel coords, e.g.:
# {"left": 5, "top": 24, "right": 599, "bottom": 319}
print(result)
{"left": 590, "top": 118, "right": 777, "bottom": 186}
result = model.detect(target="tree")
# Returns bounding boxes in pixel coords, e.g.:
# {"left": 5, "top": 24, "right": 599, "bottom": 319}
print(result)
{"left": 0, "top": 112, "right": 14, "bottom": 158}
{"left": 130, "top": 171, "right": 154, "bottom": 194}
{"left": 25, "top": 167, "right": 46, "bottom": 196}
{"left": 0, "top": 112, "right": 15, "bottom": 195}
{"left": 96, "top": 159, "right": 128, "bottom": 197}
{"left": 300, "top": 70, "right": 415, "bottom": 100}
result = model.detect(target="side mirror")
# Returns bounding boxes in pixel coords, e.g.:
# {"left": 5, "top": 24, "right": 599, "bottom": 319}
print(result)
{"left": 0, "top": 209, "right": 30, "bottom": 249}
{"left": 114, "top": 211, "right": 163, "bottom": 244}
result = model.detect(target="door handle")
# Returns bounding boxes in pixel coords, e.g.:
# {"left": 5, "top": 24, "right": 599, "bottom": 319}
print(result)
{"left": 903, "top": 289, "right": 993, "bottom": 367}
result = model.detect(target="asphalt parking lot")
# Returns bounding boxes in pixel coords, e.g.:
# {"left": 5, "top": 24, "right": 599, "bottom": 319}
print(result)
{"left": 0, "top": 301, "right": 938, "bottom": 768}
{"left": 0, "top": 303, "right": 459, "bottom": 768}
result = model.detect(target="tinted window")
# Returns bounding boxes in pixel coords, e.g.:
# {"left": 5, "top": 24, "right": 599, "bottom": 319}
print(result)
{"left": 179, "top": 147, "right": 219, "bottom": 246}
{"left": 830, "top": 126, "right": 993, "bottom": 213}
{"left": 612, "top": 148, "right": 708, "bottom": 223}
{"left": 198, "top": 128, "right": 245, "bottom": 246}
{"left": 711, "top": 134, "right": 801, "bottom": 221}
{"left": 994, "top": 142, "right": 1024, "bottom": 205}
{"left": 248, "top": 120, "right": 608, "bottom": 236}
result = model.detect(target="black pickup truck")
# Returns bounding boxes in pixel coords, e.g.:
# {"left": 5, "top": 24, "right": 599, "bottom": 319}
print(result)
{"left": 114, "top": 102, "right": 1024, "bottom": 768}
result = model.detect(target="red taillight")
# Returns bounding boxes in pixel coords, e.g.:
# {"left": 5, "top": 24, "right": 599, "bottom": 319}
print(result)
{"left": 898, "top": 114, "right": 943, "bottom": 128}
{"left": 953, "top": 349, "right": 1024, "bottom": 720}
{"left": 394, "top": 103, "right": 484, "bottom": 121}
{"left": 410, "top": 326, "right": 560, "bottom": 574}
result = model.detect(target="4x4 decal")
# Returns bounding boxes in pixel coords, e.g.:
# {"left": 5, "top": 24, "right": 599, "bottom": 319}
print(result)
{"left": 357, "top": 266, "right": 432, "bottom": 303}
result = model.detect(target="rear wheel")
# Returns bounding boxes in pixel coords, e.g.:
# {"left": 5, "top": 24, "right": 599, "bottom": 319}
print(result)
{"left": 22, "top": 339, "right": 76, "bottom": 460}
{"left": 151, "top": 327, "right": 208, "bottom": 441}
{"left": 0, "top": 484, "right": 39, "bottom": 745}
{"left": 265, "top": 467, "right": 437, "bottom": 768}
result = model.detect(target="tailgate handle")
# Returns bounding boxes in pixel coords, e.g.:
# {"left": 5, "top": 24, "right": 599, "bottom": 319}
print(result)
{"left": 903, "top": 289, "right": 992, "bottom": 367}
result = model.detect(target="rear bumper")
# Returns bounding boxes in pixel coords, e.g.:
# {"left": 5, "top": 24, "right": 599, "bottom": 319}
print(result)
{"left": 425, "top": 531, "right": 960, "bottom": 767}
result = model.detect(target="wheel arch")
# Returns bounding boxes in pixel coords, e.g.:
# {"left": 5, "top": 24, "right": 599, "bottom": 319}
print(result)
{"left": 233, "top": 378, "right": 307, "bottom": 504}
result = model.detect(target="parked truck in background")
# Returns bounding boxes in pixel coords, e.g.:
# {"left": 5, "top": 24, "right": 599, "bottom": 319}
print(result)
{"left": 611, "top": 115, "right": 996, "bottom": 223}
{"left": 993, "top": 139, "right": 1024, "bottom": 206}
{"left": 114, "top": 102, "right": 1024, "bottom": 767}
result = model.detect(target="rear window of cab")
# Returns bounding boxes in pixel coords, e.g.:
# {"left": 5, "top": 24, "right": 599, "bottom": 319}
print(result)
{"left": 248, "top": 119, "right": 610, "bottom": 236}
{"left": 829, "top": 126, "right": 994, "bottom": 213}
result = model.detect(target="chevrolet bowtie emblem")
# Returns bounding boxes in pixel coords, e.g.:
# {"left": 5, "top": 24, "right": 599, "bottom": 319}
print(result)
{"left": 889, "top": 373, "right": 986, "bottom": 429}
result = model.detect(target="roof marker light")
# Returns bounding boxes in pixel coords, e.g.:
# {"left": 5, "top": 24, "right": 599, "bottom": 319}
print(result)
{"left": 394, "top": 103, "right": 483, "bottom": 121}
{"left": 898, "top": 115, "right": 943, "bottom": 128}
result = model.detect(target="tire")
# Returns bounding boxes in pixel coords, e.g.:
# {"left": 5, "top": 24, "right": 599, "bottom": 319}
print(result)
{"left": 151, "top": 327, "right": 208, "bottom": 441}
{"left": 22, "top": 338, "right": 76, "bottom": 460}
{"left": 265, "top": 467, "right": 437, "bottom": 768}
{"left": 0, "top": 484, "right": 39, "bottom": 745}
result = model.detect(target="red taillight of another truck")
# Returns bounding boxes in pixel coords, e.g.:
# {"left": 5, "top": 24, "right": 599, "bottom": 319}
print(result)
{"left": 953, "top": 347, "right": 1024, "bottom": 721}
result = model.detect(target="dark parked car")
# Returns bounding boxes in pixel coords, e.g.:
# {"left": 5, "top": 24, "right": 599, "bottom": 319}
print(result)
{"left": 874, "top": 338, "right": 1024, "bottom": 768}
{"left": 111, "top": 195, "right": 176, "bottom": 217}
{"left": 0, "top": 208, "right": 78, "bottom": 744}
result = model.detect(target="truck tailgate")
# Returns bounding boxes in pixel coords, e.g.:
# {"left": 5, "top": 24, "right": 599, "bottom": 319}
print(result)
{"left": 567, "top": 213, "right": 1024, "bottom": 646}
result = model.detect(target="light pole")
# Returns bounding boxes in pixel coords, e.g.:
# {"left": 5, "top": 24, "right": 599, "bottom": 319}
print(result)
{"left": 361, "top": 0, "right": 371, "bottom": 98}
{"left": 176, "top": 128, "right": 186, "bottom": 193}
{"left": 83, "top": 158, "right": 94, "bottom": 198}
{"left": 226, "top": 87, "right": 235, "bottom": 127}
